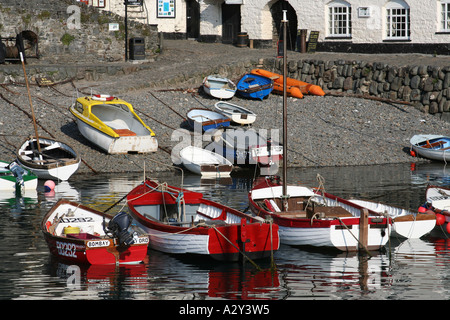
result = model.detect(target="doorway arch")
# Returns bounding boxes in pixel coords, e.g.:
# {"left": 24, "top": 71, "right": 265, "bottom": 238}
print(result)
{"left": 270, "top": 0, "right": 298, "bottom": 50}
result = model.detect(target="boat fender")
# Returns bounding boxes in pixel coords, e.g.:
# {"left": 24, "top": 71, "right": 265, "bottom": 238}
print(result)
{"left": 92, "top": 94, "right": 114, "bottom": 101}
{"left": 435, "top": 213, "right": 445, "bottom": 226}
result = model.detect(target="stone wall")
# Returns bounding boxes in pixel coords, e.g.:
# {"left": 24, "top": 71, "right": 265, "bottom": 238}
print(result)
{"left": 0, "top": 0, "right": 159, "bottom": 63}
{"left": 264, "top": 57, "right": 450, "bottom": 119}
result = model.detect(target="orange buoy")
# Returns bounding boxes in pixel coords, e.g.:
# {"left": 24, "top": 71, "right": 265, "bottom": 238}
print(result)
{"left": 251, "top": 69, "right": 325, "bottom": 97}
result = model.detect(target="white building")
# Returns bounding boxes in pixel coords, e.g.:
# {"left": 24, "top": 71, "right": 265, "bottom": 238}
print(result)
{"left": 85, "top": 0, "right": 450, "bottom": 54}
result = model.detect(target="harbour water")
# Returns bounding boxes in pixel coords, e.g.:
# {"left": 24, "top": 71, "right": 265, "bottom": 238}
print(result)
{"left": 1, "top": 162, "right": 450, "bottom": 302}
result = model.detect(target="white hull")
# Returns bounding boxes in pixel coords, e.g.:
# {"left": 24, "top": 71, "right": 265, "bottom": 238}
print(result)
{"left": 179, "top": 146, "right": 232, "bottom": 177}
{"left": 214, "top": 101, "right": 256, "bottom": 125}
{"left": 76, "top": 118, "right": 158, "bottom": 154}
{"left": 410, "top": 134, "right": 450, "bottom": 161}
{"left": 134, "top": 222, "right": 210, "bottom": 255}
{"left": 279, "top": 224, "right": 388, "bottom": 251}
{"left": 19, "top": 163, "right": 79, "bottom": 181}
{"left": 203, "top": 76, "right": 236, "bottom": 99}
{"left": 348, "top": 199, "right": 436, "bottom": 239}
{"left": 16, "top": 137, "right": 80, "bottom": 181}
{"left": 0, "top": 161, "right": 37, "bottom": 191}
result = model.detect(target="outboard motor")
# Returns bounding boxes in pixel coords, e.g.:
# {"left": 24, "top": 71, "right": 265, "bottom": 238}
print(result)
{"left": 8, "top": 161, "right": 25, "bottom": 188}
{"left": 107, "top": 212, "right": 135, "bottom": 246}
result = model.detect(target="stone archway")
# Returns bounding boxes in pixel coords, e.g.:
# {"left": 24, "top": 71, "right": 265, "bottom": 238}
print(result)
{"left": 270, "top": 0, "right": 298, "bottom": 50}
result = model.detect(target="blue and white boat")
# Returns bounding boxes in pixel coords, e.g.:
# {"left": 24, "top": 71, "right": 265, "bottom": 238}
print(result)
{"left": 236, "top": 73, "right": 273, "bottom": 100}
{"left": 202, "top": 75, "right": 236, "bottom": 99}
{"left": 410, "top": 134, "right": 450, "bottom": 161}
{"left": 186, "top": 108, "right": 231, "bottom": 132}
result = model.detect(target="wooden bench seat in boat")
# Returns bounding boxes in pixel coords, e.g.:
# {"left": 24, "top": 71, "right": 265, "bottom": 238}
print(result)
{"left": 113, "top": 129, "right": 136, "bottom": 136}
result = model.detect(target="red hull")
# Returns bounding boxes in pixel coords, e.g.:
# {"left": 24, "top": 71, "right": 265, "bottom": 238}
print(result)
{"left": 127, "top": 179, "right": 280, "bottom": 261}
{"left": 42, "top": 199, "right": 148, "bottom": 265}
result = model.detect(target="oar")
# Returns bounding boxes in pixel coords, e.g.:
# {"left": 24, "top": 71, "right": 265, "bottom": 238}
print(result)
{"left": 20, "top": 52, "right": 41, "bottom": 154}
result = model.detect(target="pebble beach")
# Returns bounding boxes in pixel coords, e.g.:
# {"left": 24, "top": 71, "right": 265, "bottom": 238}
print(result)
{"left": 1, "top": 40, "right": 449, "bottom": 176}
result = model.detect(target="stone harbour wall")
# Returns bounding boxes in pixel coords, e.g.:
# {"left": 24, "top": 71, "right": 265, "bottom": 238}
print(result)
{"left": 266, "top": 57, "right": 450, "bottom": 118}
{"left": 0, "top": 0, "right": 159, "bottom": 63}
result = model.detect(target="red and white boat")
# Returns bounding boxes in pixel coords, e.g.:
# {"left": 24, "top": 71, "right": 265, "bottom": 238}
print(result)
{"left": 425, "top": 185, "right": 450, "bottom": 234}
{"left": 248, "top": 176, "right": 391, "bottom": 252}
{"left": 247, "top": 14, "right": 389, "bottom": 253}
{"left": 314, "top": 193, "right": 436, "bottom": 239}
{"left": 126, "top": 179, "right": 280, "bottom": 261}
{"left": 42, "top": 199, "right": 149, "bottom": 265}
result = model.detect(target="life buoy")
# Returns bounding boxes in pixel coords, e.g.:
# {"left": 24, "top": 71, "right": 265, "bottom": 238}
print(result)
{"left": 91, "top": 94, "right": 114, "bottom": 101}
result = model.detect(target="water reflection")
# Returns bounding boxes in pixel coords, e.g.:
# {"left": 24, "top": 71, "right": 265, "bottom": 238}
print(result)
{"left": 2, "top": 164, "right": 450, "bottom": 300}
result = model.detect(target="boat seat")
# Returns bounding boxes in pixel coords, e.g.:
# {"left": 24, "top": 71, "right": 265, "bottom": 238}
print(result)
{"left": 113, "top": 129, "right": 136, "bottom": 136}
{"left": 66, "top": 232, "right": 101, "bottom": 240}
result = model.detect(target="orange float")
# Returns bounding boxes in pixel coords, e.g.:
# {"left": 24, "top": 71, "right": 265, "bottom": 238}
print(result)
{"left": 251, "top": 69, "right": 325, "bottom": 98}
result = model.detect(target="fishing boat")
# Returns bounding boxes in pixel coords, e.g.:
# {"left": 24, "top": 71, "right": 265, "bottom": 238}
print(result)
{"left": 0, "top": 160, "right": 37, "bottom": 192}
{"left": 314, "top": 194, "right": 435, "bottom": 239}
{"left": 214, "top": 101, "right": 256, "bottom": 125}
{"left": 248, "top": 12, "right": 389, "bottom": 253}
{"left": 16, "top": 136, "right": 80, "bottom": 181}
{"left": 251, "top": 69, "right": 325, "bottom": 97}
{"left": 186, "top": 108, "right": 231, "bottom": 132}
{"left": 126, "top": 179, "right": 279, "bottom": 261}
{"left": 410, "top": 134, "right": 450, "bottom": 161}
{"left": 69, "top": 95, "right": 158, "bottom": 154}
{"left": 236, "top": 73, "right": 273, "bottom": 100}
{"left": 41, "top": 199, "right": 149, "bottom": 265}
{"left": 425, "top": 185, "right": 450, "bottom": 234}
{"left": 179, "top": 146, "right": 233, "bottom": 177}
{"left": 207, "top": 129, "right": 283, "bottom": 166}
{"left": 202, "top": 75, "right": 236, "bottom": 99}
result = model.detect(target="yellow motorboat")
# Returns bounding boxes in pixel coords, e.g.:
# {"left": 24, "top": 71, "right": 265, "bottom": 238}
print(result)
{"left": 69, "top": 95, "right": 158, "bottom": 154}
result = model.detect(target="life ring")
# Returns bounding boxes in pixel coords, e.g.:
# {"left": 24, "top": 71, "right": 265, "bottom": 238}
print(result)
{"left": 91, "top": 94, "right": 114, "bottom": 101}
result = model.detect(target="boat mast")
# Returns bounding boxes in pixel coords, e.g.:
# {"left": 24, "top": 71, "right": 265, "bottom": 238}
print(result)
{"left": 20, "top": 52, "right": 41, "bottom": 154}
{"left": 282, "top": 10, "right": 288, "bottom": 211}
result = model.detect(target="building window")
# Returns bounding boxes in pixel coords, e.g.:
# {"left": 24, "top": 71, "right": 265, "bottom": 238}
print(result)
{"left": 328, "top": 1, "right": 352, "bottom": 37}
{"left": 441, "top": 1, "right": 450, "bottom": 31}
{"left": 386, "top": 1, "right": 410, "bottom": 40}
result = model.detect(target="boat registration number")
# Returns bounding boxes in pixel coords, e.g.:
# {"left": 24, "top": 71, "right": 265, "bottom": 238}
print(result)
{"left": 251, "top": 146, "right": 283, "bottom": 157}
{"left": 56, "top": 241, "right": 77, "bottom": 258}
{"left": 87, "top": 240, "right": 110, "bottom": 248}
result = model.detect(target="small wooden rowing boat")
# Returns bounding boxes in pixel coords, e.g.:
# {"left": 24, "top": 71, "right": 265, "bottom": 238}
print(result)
{"left": 248, "top": 176, "right": 391, "bottom": 251}
{"left": 42, "top": 199, "right": 149, "bottom": 265}
{"left": 410, "top": 134, "right": 450, "bottom": 161}
{"left": 347, "top": 199, "right": 435, "bottom": 239}
{"left": 16, "top": 136, "right": 80, "bottom": 181}
{"left": 251, "top": 69, "right": 325, "bottom": 97}
{"left": 179, "top": 146, "right": 233, "bottom": 177}
{"left": 214, "top": 101, "right": 256, "bottom": 125}
{"left": 0, "top": 160, "right": 37, "bottom": 193}
{"left": 236, "top": 73, "right": 273, "bottom": 100}
{"left": 70, "top": 95, "right": 158, "bottom": 154}
{"left": 313, "top": 194, "right": 436, "bottom": 239}
{"left": 127, "top": 179, "right": 279, "bottom": 261}
{"left": 187, "top": 108, "right": 231, "bottom": 132}
{"left": 202, "top": 75, "right": 236, "bottom": 99}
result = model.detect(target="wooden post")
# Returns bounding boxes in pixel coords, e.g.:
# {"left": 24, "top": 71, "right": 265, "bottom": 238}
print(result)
{"left": 359, "top": 209, "right": 369, "bottom": 252}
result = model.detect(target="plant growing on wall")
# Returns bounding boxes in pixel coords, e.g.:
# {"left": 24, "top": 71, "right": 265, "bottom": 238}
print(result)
{"left": 60, "top": 33, "right": 75, "bottom": 46}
